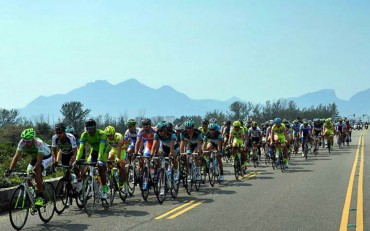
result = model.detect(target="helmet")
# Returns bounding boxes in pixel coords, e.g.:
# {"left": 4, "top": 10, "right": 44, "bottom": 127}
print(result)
{"left": 233, "top": 120, "right": 241, "bottom": 127}
{"left": 65, "top": 125, "right": 75, "bottom": 133}
{"left": 85, "top": 119, "right": 97, "bottom": 128}
{"left": 184, "top": 120, "right": 195, "bottom": 128}
{"left": 246, "top": 117, "right": 253, "bottom": 123}
{"left": 167, "top": 122, "right": 173, "bottom": 130}
{"left": 338, "top": 117, "right": 343, "bottom": 122}
{"left": 325, "top": 118, "right": 331, "bottom": 123}
{"left": 293, "top": 119, "right": 298, "bottom": 124}
{"left": 239, "top": 119, "right": 244, "bottom": 127}
{"left": 209, "top": 118, "right": 217, "bottom": 124}
{"left": 141, "top": 118, "right": 152, "bottom": 126}
{"left": 156, "top": 121, "right": 167, "bottom": 130}
{"left": 303, "top": 119, "right": 308, "bottom": 125}
{"left": 21, "top": 128, "right": 36, "bottom": 140}
{"left": 104, "top": 126, "right": 116, "bottom": 135}
{"left": 226, "top": 120, "right": 232, "bottom": 126}
{"left": 274, "top": 118, "right": 282, "bottom": 124}
{"left": 208, "top": 123, "right": 217, "bottom": 130}
{"left": 55, "top": 123, "right": 66, "bottom": 132}
{"left": 252, "top": 121, "right": 257, "bottom": 128}
{"left": 127, "top": 119, "right": 136, "bottom": 127}
{"left": 175, "top": 123, "right": 184, "bottom": 131}
{"left": 201, "top": 118, "right": 209, "bottom": 126}
{"left": 282, "top": 118, "right": 288, "bottom": 124}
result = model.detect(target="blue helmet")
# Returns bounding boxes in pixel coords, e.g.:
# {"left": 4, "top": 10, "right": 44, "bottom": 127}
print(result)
{"left": 208, "top": 123, "right": 217, "bottom": 130}
{"left": 274, "top": 117, "right": 282, "bottom": 124}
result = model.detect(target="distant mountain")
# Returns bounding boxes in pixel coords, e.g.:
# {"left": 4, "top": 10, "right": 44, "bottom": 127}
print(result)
{"left": 19, "top": 79, "right": 370, "bottom": 120}
{"left": 20, "top": 79, "right": 237, "bottom": 119}
{"left": 289, "top": 88, "right": 370, "bottom": 118}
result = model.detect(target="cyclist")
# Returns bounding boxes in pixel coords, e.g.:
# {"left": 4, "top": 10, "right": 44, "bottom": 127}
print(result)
{"left": 271, "top": 118, "right": 289, "bottom": 168}
{"left": 247, "top": 121, "right": 262, "bottom": 161}
{"left": 312, "top": 118, "right": 323, "bottom": 151}
{"left": 344, "top": 119, "right": 353, "bottom": 142}
{"left": 104, "top": 125, "right": 129, "bottom": 194}
{"left": 51, "top": 123, "right": 81, "bottom": 191}
{"left": 124, "top": 119, "right": 139, "bottom": 159}
{"left": 229, "top": 120, "right": 247, "bottom": 171}
{"left": 75, "top": 119, "right": 108, "bottom": 199}
{"left": 323, "top": 118, "right": 335, "bottom": 150}
{"left": 180, "top": 119, "right": 203, "bottom": 179}
{"left": 151, "top": 121, "right": 179, "bottom": 195}
{"left": 203, "top": 123, "right": 224, "bottom": 181}
{"left": 299, "top": 120, "right": 312, "bottom": 157}
{"left": 335, "top": 118, "right": 345, "bottom": 146}
{"left": 4, "top": 128, "right": 52, "bottom": 206}
{"left": 174, "top": 123, "right": 184, "bottom": 154}
{"left": 134, "top": 118, "right": 156, "bottom": 190}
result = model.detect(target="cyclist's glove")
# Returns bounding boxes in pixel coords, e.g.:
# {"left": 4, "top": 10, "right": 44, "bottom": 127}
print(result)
{"left": 75, "top": 159, "right": 85, "bottom": 165}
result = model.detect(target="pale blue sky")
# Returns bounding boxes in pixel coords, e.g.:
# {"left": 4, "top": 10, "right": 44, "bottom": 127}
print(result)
{"left": 1, "top": 0, "right": 369, "bottom": 109}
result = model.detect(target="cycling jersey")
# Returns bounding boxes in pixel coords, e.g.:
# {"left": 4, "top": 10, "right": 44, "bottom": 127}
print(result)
{"left": 17, "top": 138, "right": 51, "bottom": 159}
{"left": 300, "top": 124, "right": 311, "bottom": 136}
{"left": 77, "top": 129, "right": 107, "bottom": 161}
{"left": 248, "top": 127, "right": 261, "bottom": 138}
{"left": 336, "top": 122, "right": 344, "bottom": 132}
{"left": 180, "top": 129, "right": 203, "bottom": 144}
{"left": 271, "top": 124, "right": 286, "bottom": 143}
{"left": 154, "top": 131, "right": 177, "bottom": 147}
{"left": 124, "top": 127, "right": 139, "bottom": 146}
{"left": 51, "top": 133, "right": 77, "bottom": 155}
{"left": 106, "top": 132, "right": 127, "bottom": 160}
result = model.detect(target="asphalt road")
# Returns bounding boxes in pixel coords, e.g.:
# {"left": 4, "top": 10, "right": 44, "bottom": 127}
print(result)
{"left": 0, "top": 129, "right": 369, "bottom": 231}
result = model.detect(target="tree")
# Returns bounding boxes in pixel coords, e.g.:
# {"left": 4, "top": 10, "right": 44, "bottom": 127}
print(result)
{"left": 0, "top": 109, "right": 20, "bottom": 128}
{"left": 60, "top": 101, "right": 91, "bottom": 133}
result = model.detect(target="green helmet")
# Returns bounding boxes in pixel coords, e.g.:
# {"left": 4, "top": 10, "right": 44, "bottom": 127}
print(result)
{"left": 184, "top": 120, "right": 195, "bottom": 128}
{"left": 156, "top": 121, "right": 167, "bottom": 130}
{"left": 21, "top": 128, "right": 36, "bottom": 140}
{"left": 127, "top": 119, "right": 136, "bottom": 127}
{"left": 104, "top": 126, "right": 115, "bottom": 135}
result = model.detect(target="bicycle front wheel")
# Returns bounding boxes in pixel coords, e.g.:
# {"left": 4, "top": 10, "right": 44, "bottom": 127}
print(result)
{"left": 127, "top": 165, "right": 136, "bottom": 196}
{"left": 54, "top": 178, "right": 69, "bottom": 215}
{"left": 9, "top": 185, "right": 30, "bottom": 230}
{"left": 156, "top": 169, "right": 166, "bottom": 204}
{"left": 83, "top": 176, "right": 97, "bottom": 216}
{"left": 38, "top": 182, "right": 55, "bottom": 223}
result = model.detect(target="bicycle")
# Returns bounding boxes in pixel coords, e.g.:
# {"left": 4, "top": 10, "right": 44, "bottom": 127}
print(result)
{"left": 78, "top": 161, "right": 109, "bottom": 216}
{"left": 54, "top": 165, "right": 84, "bottom": 215}
{"left": 8, "top": 172, "right": 55, "bottom": 230}
{"left": 302, "top": 137, "right": 309, "bottom": 160}
{"left": 250, "top": 142, "right": 259, "bottom": 168}
{"left": 273, "top": 142, "right": 285, "bottom": 172}
{"left": 153, "top": 153, "right": 179, "bottom": 204}
{"left": 127, "top": 154, "right": 141, "bottom": 197}
{"left": 106, "top": 160, "right": 128, "bottom": 206}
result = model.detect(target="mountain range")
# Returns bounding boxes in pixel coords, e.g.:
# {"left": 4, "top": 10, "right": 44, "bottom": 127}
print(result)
{"left": 19, "top": 79, "right": 370, "bottom": 121}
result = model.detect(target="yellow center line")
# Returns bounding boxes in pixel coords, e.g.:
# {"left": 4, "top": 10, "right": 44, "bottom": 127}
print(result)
{"left": 356, "top": 134, "right": 364, "bottom": 231}
{"left": 155, "top": 200, "right": 195, "bottom": 220}
{"left": 167, "top": 201, "right": 204, "bottom": 219}
{"left": 339, "top": 134, "right": 362, "bottom": 231}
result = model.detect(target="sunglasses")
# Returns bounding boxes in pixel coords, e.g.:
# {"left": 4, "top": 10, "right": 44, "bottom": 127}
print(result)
{"left": 158, "top": 129, "right": 165, "bottom": 133}
{"left": 56, "top": 131, "right": 63, "bottom": 135}
{"left": 86, "top": 126, "right": 96, "bottom": 131}
{"left": 23, "top": 139, "right": 33, "bottom": 143}
{"left": 107, "top": 134, "right": 114, "bottom": 137}
{"left": 210, "top": 129, "right": 215, "bottom": 131}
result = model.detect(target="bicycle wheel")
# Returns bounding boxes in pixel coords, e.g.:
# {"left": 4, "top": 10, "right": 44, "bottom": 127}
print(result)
{"left": 38, "top": 182, "right": 55, "bottom": 223}
{"left": 156, "top": 169, "right": 166, "bottom": 204}
{"left": 141, "top": 167, "right": 149, "bottom": 201}
{"left": 118, "top": 182, "right": 128, "bottom": 202}
{"left": 54, "top": 178, "right": 69, "bottom": 215}
{"left": 186, "top": 165, "right": 193, "bottom": 195}
{"left": 209, "top": 161, "right": 216, "bottom": 186}
{"left": 127, "top": 164, "right": 136, "bottom": 196}
{"left": 170, "top": 168, "right": 179, "bottom": 199}
{"left": 9, "top": 185, "right": 30, "bottom": 230}
{"left": 108, "top": 175, "right": 116, "bottom": 206}
{"left": 327, "top": 138, "right": 331, "bottom": 154}
{"left": 83, "top": 176, "right": 97, "bottom": 216}
{"left": 194, "top": 167, "right": 201, "bottom": 191}
{"left": 233, "top": 157, "right": 240, "bottom": 180}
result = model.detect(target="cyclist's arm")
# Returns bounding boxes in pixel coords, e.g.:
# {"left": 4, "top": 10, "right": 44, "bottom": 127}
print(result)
{"left": 116, "top": 139, "right": 124, "bottom": 159}
{"left": 151, "top": 138, "right": 160, "bottom": 155}
{"left": 8, "top": 152, "right": 22, "bottom": 171}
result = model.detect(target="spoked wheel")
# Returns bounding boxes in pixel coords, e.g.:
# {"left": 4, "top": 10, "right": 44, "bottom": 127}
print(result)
{"left": 155, "top": 169, "right": 166, "bottom": 204}
{"left": 82, "top": 176, "right": 97, "bottom": 216}
{"left": 170, "top": 168, "right": 179, "bottom": 199}
{"left": 108, "top": 177, "right": 116, "bottom": 206}
{"left": 54, "top": 178, "right": 69, "bottom": 215}
{"left": 185, "top": 167, "right": 193, "bottom": 195}
{"left": 38, "top": 182, "right": 55, "bottom": 223}
{"left": 127, "top": 165, "right": 136, "bottom": 196}
{"left": 141, "top": 167, "right": 150, "bottom": 201}
{"left": 9, "top": 185, "right": 30, "bottom": 230}
{"left": 209, "top": 163, "right": 216, "bottom": 186}
{"left": 233, "top": 157, "right": 241, "bottom": 180}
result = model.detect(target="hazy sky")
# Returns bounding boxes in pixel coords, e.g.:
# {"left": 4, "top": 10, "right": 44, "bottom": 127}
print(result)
{"left": 1, "top": 0, "right": 369, "bottom": 109}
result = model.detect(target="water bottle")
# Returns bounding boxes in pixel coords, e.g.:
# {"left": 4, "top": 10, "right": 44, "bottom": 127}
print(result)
{"left": 112, "top": 167, "right": 120, "bottom": 182}
{"left": 71, "top": 173, "right": 77, "bottom": 188}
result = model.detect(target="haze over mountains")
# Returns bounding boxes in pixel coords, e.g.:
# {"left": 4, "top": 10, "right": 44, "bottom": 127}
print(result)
{"left": 18, "top": 79, "right": 370, "bottom": 121}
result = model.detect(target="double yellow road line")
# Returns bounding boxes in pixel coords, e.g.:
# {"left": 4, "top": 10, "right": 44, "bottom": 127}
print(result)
{"left": 155, "top": 200, "right": 204, "bottom": 220}
{"left": 339, "top": 132, "right": 366, "bottom": 231}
